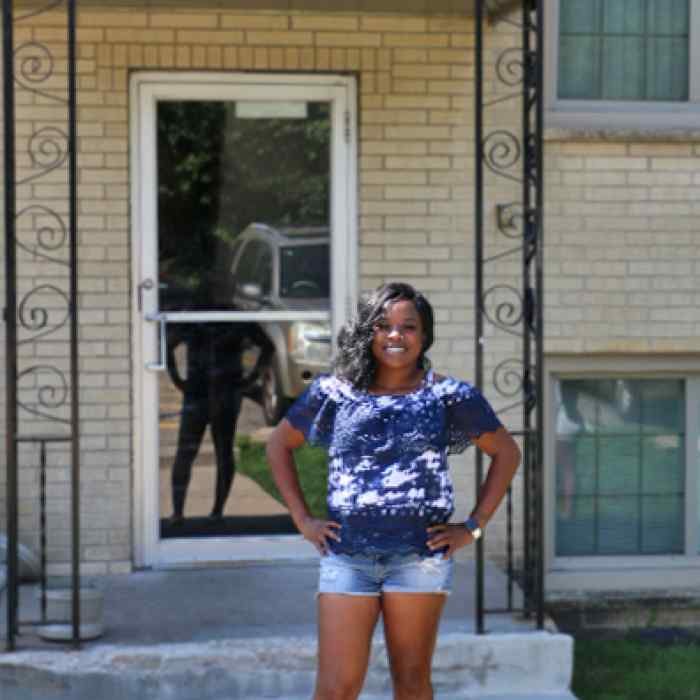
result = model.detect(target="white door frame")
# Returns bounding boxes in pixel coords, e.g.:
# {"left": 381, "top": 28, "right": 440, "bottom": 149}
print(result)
{"left": 130, "top": 72, "right": 358, "bottom": 568}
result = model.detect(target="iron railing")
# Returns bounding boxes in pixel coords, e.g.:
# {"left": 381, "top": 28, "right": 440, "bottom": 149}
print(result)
{"left": 3, "top": 0, "right": 81, "bottom": 650}
{"left": 474, "top": 0, "right": 544, "bottom": 632}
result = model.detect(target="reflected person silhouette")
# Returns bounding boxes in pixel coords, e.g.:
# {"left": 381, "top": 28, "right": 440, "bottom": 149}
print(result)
{"left": 166, "top": 322, "right": 271, "bottom": 524}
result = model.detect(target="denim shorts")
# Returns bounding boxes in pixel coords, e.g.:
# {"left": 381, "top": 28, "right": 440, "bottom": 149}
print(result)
{"left": 318, "top": 551, "right": 453, "bottom": 597}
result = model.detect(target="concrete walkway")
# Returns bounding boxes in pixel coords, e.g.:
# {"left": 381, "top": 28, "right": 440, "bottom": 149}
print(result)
{"left": 0, "top": 559, "right": 577, "bottom": 699}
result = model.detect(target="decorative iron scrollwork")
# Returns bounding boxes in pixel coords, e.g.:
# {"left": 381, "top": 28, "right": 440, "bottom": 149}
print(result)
{"left": 496, "top": 202, "right": 524, "bottom": 239}
{"left": 17, "top": 365, "right": 70, "bottom": 423}
{"left": 20, "top": 127, "right": 69, "bottom": 184}
{"left": 482, "top": 285, "right": 523, "bottom": 336}
{"left": 13, "top": 42, "right": 67, "bottom": 103}
{"left": 495, "top": 47, "right": 524, "bottom": 87}
{"left": 493, "top": 358, "right": 524, "bottom": 398}
{"left": 16, "top": 1, "right": 65, "bottom": 23}
{"left": 482, "top": 130, "right": 522, "bottom": 183}
{"left": 16, "top": 205, "right": 69, "bottom": 264}
{"left": 12, "top": 4, "right": 72, "bottom": 425}
{"left": 18, "top": 285, "right": 70, "bottom": 345}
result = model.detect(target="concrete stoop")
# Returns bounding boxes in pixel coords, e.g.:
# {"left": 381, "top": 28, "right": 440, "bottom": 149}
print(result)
{"left": 0, "top": 631, "right": 575, "bottom": 700}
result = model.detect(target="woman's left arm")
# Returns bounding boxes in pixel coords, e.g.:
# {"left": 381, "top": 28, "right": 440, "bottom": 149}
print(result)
{"left": 427, "top": 427, "right": 521, "bottom": 557}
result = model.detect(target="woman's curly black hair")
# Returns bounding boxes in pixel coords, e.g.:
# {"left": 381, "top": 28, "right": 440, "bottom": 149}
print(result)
{"left": 332, "top": 281, "right": 435, "bottom": 389}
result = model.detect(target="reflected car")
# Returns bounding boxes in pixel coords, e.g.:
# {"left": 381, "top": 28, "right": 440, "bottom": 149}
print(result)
{"left": 230, "top": 223, "right": 332, "bottom": 425}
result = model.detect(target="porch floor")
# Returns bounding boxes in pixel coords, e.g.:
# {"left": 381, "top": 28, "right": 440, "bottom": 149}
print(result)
{"left": 0, "top": 559, "right": 577, "bottom": 699}
{"left": 4, "top": 559, "right": 533, "bottom": 645}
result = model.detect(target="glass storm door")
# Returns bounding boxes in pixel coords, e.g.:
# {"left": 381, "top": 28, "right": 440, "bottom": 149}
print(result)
{"left": 132, "top": 74, "right": 356, "bottom": 566}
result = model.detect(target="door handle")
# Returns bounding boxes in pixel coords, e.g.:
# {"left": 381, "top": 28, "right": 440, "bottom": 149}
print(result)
{"left": 145, "top": 312, "right": 167, "bottom": 372}
{"left": 137, "top": 278, "right": 154, "bottom": 313}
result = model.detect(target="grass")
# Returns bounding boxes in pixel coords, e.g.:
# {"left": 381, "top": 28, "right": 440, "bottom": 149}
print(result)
{"left": 236, "top": 436, "right": 328, "bottom": 519}
{"left": 572, "top": 636, "right": 700, "bottom": 700}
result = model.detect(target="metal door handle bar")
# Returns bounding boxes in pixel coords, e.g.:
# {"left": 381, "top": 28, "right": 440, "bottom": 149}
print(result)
{"left": 144, "top": 312, "right": 166, "bottom": 372}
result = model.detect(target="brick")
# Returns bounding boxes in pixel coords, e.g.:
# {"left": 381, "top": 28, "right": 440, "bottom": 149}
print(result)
{"left": 362, "top": 171, "right": 427, "bottom": 185}
{"left": 106, "top": 29, "right": 174, "bottom": 43}
{"left": 385, "top": 95, "right": 450, "bottom": 109}
{"left": 150, "top": 12, "right": 218, "bottom": 28}
{"left": 385, "top": 125, "right": 451, "bottom": 140}
{"left": 386, "top": 156, "right": 450, "bottom": 170}
{"left": 394, "top": 65, "right": 450, "bottom": 84}
{"left": 221, "top": 14, "right": 289, "bottom": 30}
{"left": 362, "top": 16, "right": 427, "bottom": 32}
{"left": 292, "top": 15, "right": 359, "bottom": 31}
{"left": 384, "top": 33, "right": 449, "bottom": 48}
{"left": 393, "top": 49, "right": 428, "bottom": 63}
{"left": 385, "top": 186, "right": 449, "bottom": 200}
{"left": 177, "top": 30, "right": 244, "bottom": 44}
{"left": 315, "top": 32, "right": 380, "bottom": 48}
{"left": 362, "top": 141, "right": 428, "bottom": 156}
{"left": 391, "top": 79, "right": 427, "bottom": 93}
{"left": 246, "top": 30, "right": 312, "bottom": 45}
{"left": 651, "top": 157, "right": 700, "bottom": 171}
{"left": 80, "top": 11, "right": 147, "bottom": 27}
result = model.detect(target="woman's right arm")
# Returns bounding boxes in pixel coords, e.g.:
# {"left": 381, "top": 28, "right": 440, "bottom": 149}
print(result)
{"left": 266, "top": 418, "right": 340, "bottom": 554}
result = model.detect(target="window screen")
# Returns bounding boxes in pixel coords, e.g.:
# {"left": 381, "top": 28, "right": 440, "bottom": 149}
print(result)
{"left": 558, "top": 0, "right": 690, "bottom": 101}
{"left": 555, "top": 378, "right": 685, "bottom": 556}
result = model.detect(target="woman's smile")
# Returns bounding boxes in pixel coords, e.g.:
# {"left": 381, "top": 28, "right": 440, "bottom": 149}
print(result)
{"left": 371, "top": 299, "right": 426, "bottom": 377}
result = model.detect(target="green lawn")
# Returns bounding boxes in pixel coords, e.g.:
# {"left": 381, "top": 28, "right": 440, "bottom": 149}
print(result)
{"left": 236, "top": 436, "right": 328, "bottom": 519}
{"left": 573, "top": 637, "right": 700, "bottom": 700}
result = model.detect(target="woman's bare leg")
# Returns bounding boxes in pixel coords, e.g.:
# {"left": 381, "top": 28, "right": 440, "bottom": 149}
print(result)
{"left": 381, "top": 593, "right": 446, "bottom": 700}
{"left": 313, "top": 593, "right": 381, "bottom": 700}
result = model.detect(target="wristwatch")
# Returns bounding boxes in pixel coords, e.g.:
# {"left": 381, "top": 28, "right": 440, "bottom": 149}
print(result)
{"left": 464, "top": 516, "right": 483, "bottom": 540}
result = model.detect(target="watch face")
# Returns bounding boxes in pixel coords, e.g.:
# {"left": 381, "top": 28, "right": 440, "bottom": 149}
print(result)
{"left": 465, "top": 517, "right": 482, "bottom": 538}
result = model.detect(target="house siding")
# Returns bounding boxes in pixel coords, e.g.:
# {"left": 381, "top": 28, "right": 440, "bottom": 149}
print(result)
{"left": 1, "top": 6, "right": 698, "bottom": 578}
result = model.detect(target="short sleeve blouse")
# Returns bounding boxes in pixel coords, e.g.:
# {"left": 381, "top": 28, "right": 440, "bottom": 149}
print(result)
{"left": 285, "top": 370, "right": 501, "bottom": 455}
{"left": 284, "top": 369, "right": 502, "bottom": 555}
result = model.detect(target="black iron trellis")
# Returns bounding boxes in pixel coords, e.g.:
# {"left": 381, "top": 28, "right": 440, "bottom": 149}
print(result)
{"left": 3, "top": 0, "right": 81, "bottom": 650}
{"left": 474, "top": 0, "right": 544, "bottom": 632}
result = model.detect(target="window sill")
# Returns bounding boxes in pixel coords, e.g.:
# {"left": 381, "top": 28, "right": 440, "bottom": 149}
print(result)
{"left": 545, "top": 125, "right": 700, "bottom": 144}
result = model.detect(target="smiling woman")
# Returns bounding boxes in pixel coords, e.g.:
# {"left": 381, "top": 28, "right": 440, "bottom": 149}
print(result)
{"left": 265, "top": 281, "right": 522, "bottom": 700}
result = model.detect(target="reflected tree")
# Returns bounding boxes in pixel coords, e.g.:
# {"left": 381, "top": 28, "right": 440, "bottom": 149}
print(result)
{"left": 157, "top": 101, "right": 331, "bottom": 309}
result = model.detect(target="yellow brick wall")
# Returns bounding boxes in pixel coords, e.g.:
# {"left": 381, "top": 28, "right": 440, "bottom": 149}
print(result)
{"left": 4, "top": 6, "right": 698, "bottom": 573}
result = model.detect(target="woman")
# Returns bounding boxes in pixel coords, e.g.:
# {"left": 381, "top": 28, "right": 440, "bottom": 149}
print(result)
{"left": 266, "top": 282, "right": 521, "bottom": 700}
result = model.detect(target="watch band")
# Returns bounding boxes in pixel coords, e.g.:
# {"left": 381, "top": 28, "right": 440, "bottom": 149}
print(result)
{"left": 464, "top": 516, "right": 483, "bottom": 540}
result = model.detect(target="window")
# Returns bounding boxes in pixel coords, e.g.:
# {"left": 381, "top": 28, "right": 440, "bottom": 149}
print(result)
{"left": 547, "top": 0, "right": 700, "bottom": 128}
{"left": 555, "top": 378, "right": 685, "bottom": 556}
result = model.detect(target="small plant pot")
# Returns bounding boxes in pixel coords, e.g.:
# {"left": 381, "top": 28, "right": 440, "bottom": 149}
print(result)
{"left": 37, "top": 587, "right": 104, "bottom": 641}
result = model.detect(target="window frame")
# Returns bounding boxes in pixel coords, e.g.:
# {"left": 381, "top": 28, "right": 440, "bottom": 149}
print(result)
{"left": 545, "top": 0, "right": 700, "bottom": 130}
{"left": 545, "top": 356, "right": 700, "bottom": 593}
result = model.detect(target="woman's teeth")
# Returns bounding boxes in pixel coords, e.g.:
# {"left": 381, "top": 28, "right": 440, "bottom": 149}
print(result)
{"left": 386, "top": 347, "right": 405, "bottom": 353}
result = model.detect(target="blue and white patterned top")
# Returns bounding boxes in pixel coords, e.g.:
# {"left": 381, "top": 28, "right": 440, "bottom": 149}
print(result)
{"left": 284, "top": 369, "right": 502, "bottom": 556}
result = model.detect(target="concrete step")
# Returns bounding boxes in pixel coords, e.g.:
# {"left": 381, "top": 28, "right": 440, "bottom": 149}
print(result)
{"left": 0, "top": 631, "right": 575, "bottom": 700}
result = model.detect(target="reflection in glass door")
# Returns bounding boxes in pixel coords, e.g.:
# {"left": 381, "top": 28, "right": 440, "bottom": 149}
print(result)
{"left": 133, "top": 76, "right": 355, "bottom": 561}
{"left": 156, "top": 99, "right": 332, "bottom": 539}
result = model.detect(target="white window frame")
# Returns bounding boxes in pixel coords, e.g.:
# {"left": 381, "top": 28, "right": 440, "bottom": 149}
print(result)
{"left": 545, "top": 0, "right": 700, "bottom": 130}
{"left": 545, "top": 356, "right": 700, "bottom": 593}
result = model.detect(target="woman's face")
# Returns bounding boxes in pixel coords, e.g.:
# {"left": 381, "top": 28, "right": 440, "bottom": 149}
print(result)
{"left": 371, "top": 299, "right": 426, "bottom": 372}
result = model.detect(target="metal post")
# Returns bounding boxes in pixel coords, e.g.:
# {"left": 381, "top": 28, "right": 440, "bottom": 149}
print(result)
{"left": 521, "top": 0, "right": 534, "bottom": 618}
{"left": 40, "top": 441, "right": 47, "bottom": 623}
{"left": 473, "top": 0, "right": 485, "bottom": 636}
{"left": 3, "top": 0, "right": 18, "bottom": 653}
{"left": 67, "top": 0, "right": 81, "bottom": 649}
{"left": 534, "top": 0, "right": 545, "bottom": 630}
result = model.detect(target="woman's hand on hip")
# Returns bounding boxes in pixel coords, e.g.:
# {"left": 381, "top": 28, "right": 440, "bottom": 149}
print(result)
{"left": 426, "top": 523, "right": 472, "bottom": 558}
{"left": 298, "top": 516, "right": 341, "bottom": 555}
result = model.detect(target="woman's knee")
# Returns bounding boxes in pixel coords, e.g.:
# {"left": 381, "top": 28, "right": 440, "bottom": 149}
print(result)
{"left": 313, "top": 674, "right": 364, "bottom": 700}
{"left": 391, "top": 663, "right": 432, "bottom": 698}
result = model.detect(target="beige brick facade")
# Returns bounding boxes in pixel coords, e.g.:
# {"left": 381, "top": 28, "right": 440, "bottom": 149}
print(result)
{"left": 1, "top": 6, "right": 698, "bottom": 575}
